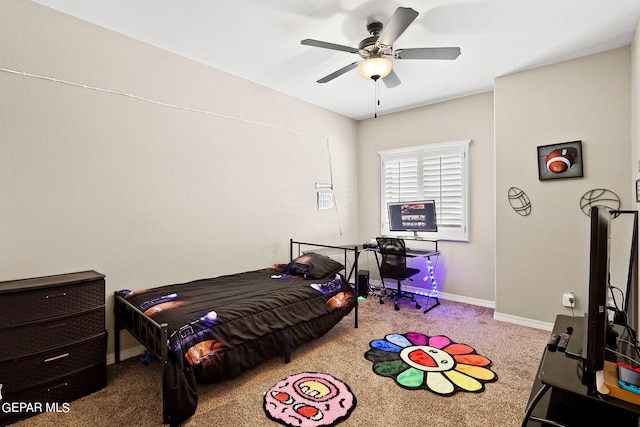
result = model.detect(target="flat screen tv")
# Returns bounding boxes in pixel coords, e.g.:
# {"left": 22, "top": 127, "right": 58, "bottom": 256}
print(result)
{"left": 583, "top": 205, "right": 611, "bottom": 393}
{"left": 387, "top": 200, "right": 438, "bottom": 235}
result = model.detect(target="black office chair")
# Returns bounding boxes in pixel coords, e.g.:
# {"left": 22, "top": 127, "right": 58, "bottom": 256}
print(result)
{"left": 376, "top": 237, "right": 422, "bottom": 311}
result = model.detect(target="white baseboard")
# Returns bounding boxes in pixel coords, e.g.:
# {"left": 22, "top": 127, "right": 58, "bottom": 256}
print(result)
{"left": 368, "top": 279, "right": 552, "bottom": 331}
{"left": 368, "top": 279, "right": 494, "bottom": 308}
{"left": 493, "top": 312, "right": 553, "bottom": 331}
{"left": 107, "top": 344, "right": 145, "bottom": 366}
{"left": 433, "top": 291, "right": 495, "bottom": 308}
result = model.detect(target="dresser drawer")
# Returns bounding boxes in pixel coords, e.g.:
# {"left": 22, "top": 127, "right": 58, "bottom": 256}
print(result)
{"left": 0, "top": 278, "right": 104, "bottom": 327}
{"left": 0, "top": 332, "right": 106, "bottom": 392}
{"left": 0, "top": 309, "right": 105, "bottom": 359}
{"left": 0, "top": 362, "right": 106, "bottom": 426}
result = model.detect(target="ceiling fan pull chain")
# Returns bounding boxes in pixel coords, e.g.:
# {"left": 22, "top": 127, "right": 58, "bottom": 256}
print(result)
{"left": 374, "top": 79, "right": 380, "bottom": 119}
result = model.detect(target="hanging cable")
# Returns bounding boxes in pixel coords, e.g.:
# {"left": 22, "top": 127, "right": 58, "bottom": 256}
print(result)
{"left": 0, "top": 67, "right": 325, "bottom": 138}
{"left": 1, "top": 65, "right": 347, "bottom": 235}
{"left": 325, "top": 137, "right": 342, "bottom": 236}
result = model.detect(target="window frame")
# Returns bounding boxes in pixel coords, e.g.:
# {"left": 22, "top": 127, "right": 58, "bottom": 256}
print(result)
{"left": 379, "top": 139, "right": 471, "bottom": 242}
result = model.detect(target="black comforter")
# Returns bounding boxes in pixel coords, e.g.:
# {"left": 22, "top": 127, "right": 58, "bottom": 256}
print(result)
{"left": 118, "top": 268, "right": 357, "bottom": 425}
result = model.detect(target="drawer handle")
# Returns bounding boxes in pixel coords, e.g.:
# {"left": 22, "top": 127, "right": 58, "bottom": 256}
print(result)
{"left": 44, "top": 353, "right": 70, "bottom": 363}
{"left": 45, "top": 292, "right": 67, "bottom": 299}
{"left": 47, "top": 382, "right": 68, "bottom": 392}
{"left": 46, "top": 323, "right": 67, "bottom": 329}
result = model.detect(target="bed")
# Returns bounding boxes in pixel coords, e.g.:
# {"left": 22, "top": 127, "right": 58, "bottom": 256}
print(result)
{"left": 113, "top": 240, "right": 359, "bottom": 426}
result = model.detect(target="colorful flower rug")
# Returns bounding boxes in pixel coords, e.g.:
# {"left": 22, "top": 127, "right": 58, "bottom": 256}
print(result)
{"left": 263, "top": 372, "right": 356, "bottom": 427}
{"left": 364, "top": 332, "right": 498, "bottom": 395}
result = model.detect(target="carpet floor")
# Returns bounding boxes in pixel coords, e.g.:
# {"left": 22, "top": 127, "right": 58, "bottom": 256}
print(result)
{"left": 10, "top": 297, "right": 550, "bottom": 427}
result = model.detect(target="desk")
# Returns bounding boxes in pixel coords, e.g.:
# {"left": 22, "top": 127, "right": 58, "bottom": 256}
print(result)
{"left": 366, "top": 244, "right": 440, "bottom": 313}
{"left": 291, "top": 239, "right": 441, "bottom": 313}
{"left": 523, "top": 314, "right": 640, "bottom": 426}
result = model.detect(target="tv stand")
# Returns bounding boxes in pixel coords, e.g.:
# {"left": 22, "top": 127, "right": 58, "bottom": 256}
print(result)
{"left": 523, "top": 315, "right": 639, "bottom": 426}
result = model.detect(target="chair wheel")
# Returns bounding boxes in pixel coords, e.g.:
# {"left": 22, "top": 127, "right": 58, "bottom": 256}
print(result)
{"left": 415, "top": 303, "right": 422, "bottom": 309}
{"left": 394, "top": 303, "right": 400, "bottom": 311}
{"left": 379, "top": 297, "right": 384, "bottom": 304}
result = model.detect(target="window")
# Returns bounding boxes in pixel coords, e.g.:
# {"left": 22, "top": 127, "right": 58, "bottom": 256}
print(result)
{"left": 379, "top": 139, "right": 471, "bottom": 241}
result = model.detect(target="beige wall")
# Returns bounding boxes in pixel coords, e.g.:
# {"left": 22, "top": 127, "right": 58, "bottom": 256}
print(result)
{"left": 357, "top": 92, "right": 496, "bottom": 304}
{"left": 495, "top": 48, "right": 632, "bottom": 325}
{"left": 357, "top": 45, "right": 635, "bottom": 327}
{"left": 3, "top": 0, "right": 639, "bottom": 355}
{"left": 1, "top": 0, "right": 359, "bottom": 359}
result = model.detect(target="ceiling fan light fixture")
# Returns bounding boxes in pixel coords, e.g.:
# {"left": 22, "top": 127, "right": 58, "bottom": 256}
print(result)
{"left": 358, "top": 56, "right": 392, "bottom": 81}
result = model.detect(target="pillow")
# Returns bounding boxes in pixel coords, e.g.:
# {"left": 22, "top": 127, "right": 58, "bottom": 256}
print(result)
{"left": 286, "top": 253, "right": 344, "bottom": 279}
{"left": 283, "top": 262, "right": 311, "bottom": 277}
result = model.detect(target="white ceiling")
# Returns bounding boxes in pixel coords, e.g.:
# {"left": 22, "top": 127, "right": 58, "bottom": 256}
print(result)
{"left": 31, "top": 0, "right": 640, "bottom": 120}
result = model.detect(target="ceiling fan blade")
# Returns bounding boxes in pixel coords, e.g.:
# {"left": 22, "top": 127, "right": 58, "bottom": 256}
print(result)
{"left": 301, "top": 39, "right": 359, "bottom": 54}
{"left": 395, "top": 47, "right": 461, "bottom": 60}
{"left": 376, "top": 7, "right": 419, "bottom": 48}
{"left": 317, "top": 62, "right": 360, "bottom": 83}
{"left": 382, "top": 69, "right": 401, "bottom": 88}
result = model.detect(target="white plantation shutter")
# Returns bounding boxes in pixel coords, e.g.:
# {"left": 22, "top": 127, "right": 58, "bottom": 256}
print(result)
{"left": 379, "top": 140, "right": 470, "bottom": 241}
{"left": 422, "top": 148, "right": 463, "bottom": 230}
{"left": 382, "top": 156, "right": 419, "bottom": 203}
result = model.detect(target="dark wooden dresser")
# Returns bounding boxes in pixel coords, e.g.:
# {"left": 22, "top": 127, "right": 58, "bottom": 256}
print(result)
{"left": 0, "top": 270, "right": 107, "bottom": 426}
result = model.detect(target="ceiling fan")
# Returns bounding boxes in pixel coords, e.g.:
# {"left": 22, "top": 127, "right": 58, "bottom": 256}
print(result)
{"left": 301, "top": 7, "right": 461, "bottom": 88}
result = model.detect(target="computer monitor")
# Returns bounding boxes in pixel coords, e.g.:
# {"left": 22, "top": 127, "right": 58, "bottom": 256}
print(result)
{"left": 387, "top": 200, "right": 438, "bottom": 234}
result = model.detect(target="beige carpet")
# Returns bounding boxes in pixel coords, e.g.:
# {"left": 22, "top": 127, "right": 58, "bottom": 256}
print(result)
{"left": 11, "top": 298, "right": 550, "bottom": 427}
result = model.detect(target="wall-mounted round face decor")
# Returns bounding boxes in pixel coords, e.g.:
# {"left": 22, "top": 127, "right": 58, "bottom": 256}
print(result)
{"left": 579, "top": 188, "right": 620, "bottom": 216}
{"left": 508, "top": 187, "right": 531, "bottom": 216}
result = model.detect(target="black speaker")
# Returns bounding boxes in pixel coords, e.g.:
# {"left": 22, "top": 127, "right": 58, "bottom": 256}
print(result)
{"left": 357, "top": 270, "right": 369, "bottom": 297}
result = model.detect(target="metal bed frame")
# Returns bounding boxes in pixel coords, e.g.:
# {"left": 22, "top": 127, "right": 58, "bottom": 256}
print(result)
{"left": 113, "top": 291, "right": 169, "bottom": 420}
{"left": 112, "top": 239, "right": 360, "bottom": 422}
{"left": 289, "top": 238, "right": 360, "bottom": 328}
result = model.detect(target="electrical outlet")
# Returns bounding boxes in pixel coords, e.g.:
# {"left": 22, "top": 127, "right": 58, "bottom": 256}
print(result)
{"left": 563, "top": 292, "right": 575, "bottom": 308}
